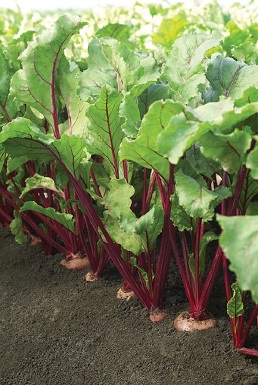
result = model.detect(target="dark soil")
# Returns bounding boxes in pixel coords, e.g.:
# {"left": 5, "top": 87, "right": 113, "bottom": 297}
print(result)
{"left": 1, "top": 226, "right": 258, "bottom": 385}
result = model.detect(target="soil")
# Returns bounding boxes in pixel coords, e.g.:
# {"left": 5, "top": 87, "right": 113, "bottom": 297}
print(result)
{"left": 1, "top": 226, "right": 258, "bottom": 385}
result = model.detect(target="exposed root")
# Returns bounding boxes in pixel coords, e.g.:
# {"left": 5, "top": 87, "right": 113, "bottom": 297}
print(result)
{"left": 60, "top": 256, "right": 90, "bottom": 271}
{"left": 30, "top": 235, "right": 41, "bottom": 247}
{"left": 149, "top": 310, "right": 167, "bottom": 323}
{"left": 84, "top": 270, "right": 98, "bottom": 282}
{"left": 174, "top": 311, "right": 216, "bottom": 332}
{"left": 116, "top": 287, "right": 135, "bottom": 301}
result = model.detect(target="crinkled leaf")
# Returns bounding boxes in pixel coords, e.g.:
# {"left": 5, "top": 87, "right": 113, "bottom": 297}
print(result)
{"left": 20, "top": 173, "right": 64, "bottom": 199}
{"left": 170, "top": 193, "right": 192, "bottom": 231}
{"left": 10, "top": 211, "right": 27, "bottom": 244}
{"left": 218, "top": 214, "right": 258, "bottom": 303}
{"left": 20, "top": 201, "right": 75, "bottom": 233}
{"left": 163, "top": 31, "right": 222, "bottom": 102}
{"left": 101, "top": 177, "right": 142, "bottom": 254}
{"left": 227, "top": 282, "right": 245, "bottom": 318}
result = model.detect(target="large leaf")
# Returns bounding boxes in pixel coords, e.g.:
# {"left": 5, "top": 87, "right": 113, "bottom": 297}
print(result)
{"left": 157, "top": 108, "right": 202, "bottom": 165}
{"left": 78, "top": 37, "right": 159, "bottom": 102}
{"left": 0, "top": 118, "right": 87, "bottom": 177}
{"left": 119, "top": 100, "right": 181, "bottom": 181}
{"left": 10, "top": 15, "right": 87, "bottom": 131}
{"left": 85, "top": 85, "right": 123, "bottom": 175}
{"left": 175, "top": 169, "right": 231, "bottom": 221}
{"left": 204, "top": 55, "right": 258, "bottom": 102}
{"left": 218, "top": 215, "right": 258, "bottom": 303}
{"left": 199, "top": 129, "right": 252, "bottom": 173}
{"left": 163, "top": 31, "right": 222, "bottom": 102}
{"left": 59, "top": 62, "right": 89, "bottom": 137}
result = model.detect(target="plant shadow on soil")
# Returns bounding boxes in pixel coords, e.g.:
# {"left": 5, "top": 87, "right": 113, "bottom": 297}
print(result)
{"left": 0, "top": 227, "right": 258, "bottom": 385}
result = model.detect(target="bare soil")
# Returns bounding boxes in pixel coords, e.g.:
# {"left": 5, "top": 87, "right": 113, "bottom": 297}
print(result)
{"left": 1, "top": 226, "right": 258, "bottom": 385}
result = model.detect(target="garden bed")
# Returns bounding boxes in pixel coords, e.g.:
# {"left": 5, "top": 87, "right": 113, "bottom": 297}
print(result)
{"left": 1, "top": 226, "right": 257, "bottom": 385}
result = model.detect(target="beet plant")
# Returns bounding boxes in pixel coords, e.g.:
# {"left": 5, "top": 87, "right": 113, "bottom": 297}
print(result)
{"left": 1, "top": 0, "right": 258, "bottom": 356}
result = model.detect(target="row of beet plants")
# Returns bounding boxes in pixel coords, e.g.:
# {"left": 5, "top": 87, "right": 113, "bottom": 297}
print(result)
{"left": 0, "top": 14, "right": 258, "bottom": 356}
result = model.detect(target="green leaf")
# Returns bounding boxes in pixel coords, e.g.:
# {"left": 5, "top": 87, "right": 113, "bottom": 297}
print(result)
{"left": 218, "top": 214, "right": 258, "bottom": 303}
{"left": 135, "top": 203, "right": 164, "bottom": 251}
{"left": 163, "top": 31, "right": 222, "bottom": 102}
{"left": 10, "top": 211, "right": 27, "bottom": 244}
{"left": 199, "top": 129, "right": 252, "bottom": 173}
{"left": 152, "top": 11, "right": 190, "bottom": 49}
{"left": 189, "top": 231, "right": 219, "bottom": 279}
{"left": 0, "top": 117, "right": 87, "bottom": 177}
{"left": 246, "top": 145, "right": 258, "bottom": 179}
{"left": 175, "top": 169, "right": 231, "bottom": 221}
{"left": 20, "top": 201, "right": 75, "bottom": 234}
{"left": 101, "top": 177, "right": 142, "bottom": 254}
{"left": 130, "top": 256, "right": 153, "bottom": 288}
{"left": 86, "top": 85, "right": 123, "bottom": 174}
{"left": 96, "top": 23, "right": 133, "bottom": 44}
{"left": 59, "top": 62, "right": 89, "bottom": 137}
{"left": 0, "top": 46, "right": 12, "bottom": 106}
{"left": 170, "top": 193, "right": 192, "bottom": 231}
{"left": 157, "top": 107, "right": 202, "bottom": 165}
{"left": 78, "top": 37, "right": 159, "bottom": 101}
{"left": 227, "top": 282, "right": 244, "bottom": 318}
{"left": 204, "top": 55, "right": 258, "bottom": 102}
{"left": 232, "top": 41, "right": 258, "bottom": 65}
{"left": 10, "top": 15, "right": 87, "bottom": 128}
{"left": 20, "top": 173, "right": 64, "bottom": 199}
{"left": 120, "top": 100, "right": 181, "bottom": 181}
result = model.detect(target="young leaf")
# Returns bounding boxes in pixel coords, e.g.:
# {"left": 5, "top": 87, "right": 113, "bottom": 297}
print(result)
{"left": 227, "top": 282, "right": 244, "bottom": 318}
{"left": 163, "top": 31, "right": 222, "bottom": 102}
{"left": 189, "top": 231, "right": 219, "bottom": 279}
{"left": 218, "top": 215, "right": 258, "bottom": 303}
{"left": 135, "top": 203, "right": 164, "bottom": 252}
